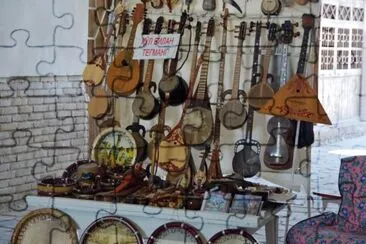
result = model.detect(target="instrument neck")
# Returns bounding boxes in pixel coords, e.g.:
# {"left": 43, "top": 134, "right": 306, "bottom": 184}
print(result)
{"left": 279, "top": 43, "right": 289, "bottom": 86}
{"left": 143, "top": 60, "right": 155, "bottom": 90}
{"left": 260, "top": 41, "right": 274, "bottom": 84}
{"left": 296, "top": 27, "right": 311, "bottom": 75}
{"left": 231, "top": 40, "right": 244, "bottom": 99}
{"left": 125, "top": 23, "right": 139, "bottom": 62}
{"left": 195, "top": 37, "right": 213, "bottom": 100}
{"left": 187, "top": 29, "right": 201, "bottom": 99}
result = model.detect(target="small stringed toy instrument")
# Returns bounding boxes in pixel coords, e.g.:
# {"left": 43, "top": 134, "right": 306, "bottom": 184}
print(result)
{"left": 158, "top": 12, "right": 189, "bottom": 106}
{"left": 106, "top": 3, "right": 145, "bottom": 96}
{"left": 132, "top": 17, "right": 164, "bottom": 120}
{"left": 182, "top": 18, "right": 215, "bottom": 147}
{"left": 247, "top": 23, "right": 277, "bottom": 110}
{"left": 220, "top": 21, "right": 248, "bottom": 130}
{"left": 263, "top": 21, "right": 296, "bottom": 170}
{"left": 232, "top": 22, "right": 262, "bottom": 178}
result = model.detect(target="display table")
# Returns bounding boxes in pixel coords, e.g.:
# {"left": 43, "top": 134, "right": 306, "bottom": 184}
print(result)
{"left": 26, "top": 195, "right": 287, "bottom": 243}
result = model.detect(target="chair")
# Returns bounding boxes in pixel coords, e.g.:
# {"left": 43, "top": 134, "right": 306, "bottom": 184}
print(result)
{"left": 286, "top": 155, "right": 366, "bottom": 243}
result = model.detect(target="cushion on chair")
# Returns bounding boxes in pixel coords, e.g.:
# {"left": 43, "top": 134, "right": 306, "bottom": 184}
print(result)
{"left": 286, "top": 156, "right": 366, "bottom": 243}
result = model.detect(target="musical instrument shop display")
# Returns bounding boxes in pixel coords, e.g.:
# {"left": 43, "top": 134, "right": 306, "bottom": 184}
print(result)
{"left": 25, "top": 0, "right": 329, "bottom": 242}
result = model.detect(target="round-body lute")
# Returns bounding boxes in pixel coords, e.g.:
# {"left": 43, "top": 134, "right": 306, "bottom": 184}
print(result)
{"left": 182, "top": 106, "right": 213, "bottom": 146}
{"left": 220, "top": 100, "right": 247, "bottom": 130}
{"left": 158, "top": 75, "right": 188, "bottom": 106}
{"left": 88, "top": 86, "right": 109, "bottom": 119}
{"left": 232, "top": 139, "right": 261, "bottom": 178}
{"left": 261, "top": 0, "right": 282, "bottom": 15}
{"left": 132, "top": 90, "right": 161, "bottom": 120}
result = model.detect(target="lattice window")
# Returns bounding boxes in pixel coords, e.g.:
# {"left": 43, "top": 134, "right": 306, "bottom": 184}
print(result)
{"left": 321, "top": 49, "right": 334, "bottom": 70}
{"left": 353, "top": 7, "right": 364, "bottom": 21}
{"left": 322, "top": 27, "right": 335, "bottom": 47}
{"left": 337, "top": 50, "right": 349, "bottom": 69}
{"left": 351, "top": 50, "right": 362, "bottom": 68}
{"left": 322, "top": 4, "right": 337, "bottom": 19}
{"left": 337, "top": 28, "right": 350, "bottom": 47}
{"left": 339, "top": 6, "right": 351, "bottom": 20}
{"left": 352, "top": 29, "right": 363, "bottom": 48}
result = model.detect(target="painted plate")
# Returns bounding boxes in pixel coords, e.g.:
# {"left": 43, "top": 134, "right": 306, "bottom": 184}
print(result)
{"left": 92, "top": 127, "right": 137, "bottom": 169}
{"left": 80, "top": 216, "right": 143, "bottom": 244}
{"left": 208, "top": 229, "right": 259, "bottom": 244}
{"left": 11, "top": 208, "right": 78, "bottom": 244}
{"left": 147, "top": 222, "right": 204, "bottom": 244}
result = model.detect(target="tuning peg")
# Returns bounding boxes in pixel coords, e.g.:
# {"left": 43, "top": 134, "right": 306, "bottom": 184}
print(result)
{"left": 294, "top": 31, "right": 301, "bottom": 37}
{"left": 293, "top": 22, "right": 299, "bottom": 27}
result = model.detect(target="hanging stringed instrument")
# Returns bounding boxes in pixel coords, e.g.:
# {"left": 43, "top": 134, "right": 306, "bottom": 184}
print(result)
{"left": 247, "top": 23, "right": 277, "bottom": 110}
{"left": 132, "top": 17, "right": 164, "bottom": 120}
{"left": 181, "top": 18, "right": 215, "bottom": 147}
{"left": 207, "top": 11, "right": 229, "bottom": 181}
{"left": 83, "top": 2, "right": 125, "bottom": 86}
{"left": 232, "top": 22, "right": 262, "bottom": 178}
{"left": 263, "top": 21, "right": 296, "bottom": 170}
{"left": 220, "top": 21, "right": 248, "bottom": 130}
{"left": 158, "top": 12, "right": 189, "bottom": 106}
{"left": 106, "top": 3, "right": 145, "bottom": 96}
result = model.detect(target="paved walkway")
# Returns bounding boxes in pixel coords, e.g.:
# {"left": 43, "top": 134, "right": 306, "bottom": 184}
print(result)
{"left": 1, "top": 136, "right": 366, "bottom": 244}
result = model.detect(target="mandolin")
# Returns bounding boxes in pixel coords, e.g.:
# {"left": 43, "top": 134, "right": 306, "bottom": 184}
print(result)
{"left": 220, "top": 20, "right": 248, "bottom": 130}
{"left": 206, "top": 11, "right": 229, "bottom": 181}
{"left": 182, "top": 18, "right": 215, "bottom": 147}
{"left": 232, "top": 22, "right": 262, "bottom": 178}
{"left": 132, "top": 17, "right": 164, "bottom": 120}
{"left": 247, "top": 23, "right": 277, "bottom": 110}
{"left": 158, "top": 12, "right": 189, "bottom": 106}
{"left": 106, "top": 3, "right": 145, "bottom": 96}
{"left": 263, "top": 21, "right": 295, "bottom": 169}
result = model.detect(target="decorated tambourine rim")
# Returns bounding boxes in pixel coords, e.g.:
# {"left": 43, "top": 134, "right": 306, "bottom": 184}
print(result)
{"left": 207, "top": 228, "right": 259, "bottom": 244}
{"left": 91, "top": 127, "right": 137, "bottom": 169}
{"left": 11, "top": 208, "right": 78, "bottom": 244}
{"left": 79, "top": 216, "right": 143, "bottom": 244}
{"left": 147, "top": 221, "right": 204, "bottom": 244}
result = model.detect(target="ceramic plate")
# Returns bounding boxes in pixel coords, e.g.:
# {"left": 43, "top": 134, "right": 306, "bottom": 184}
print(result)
{"left": 208, "top": 229, "right": 259, "bottom": 244}
{"left": 91, "top": 127, "right": 137, "bottom": 169}
{"left": 147, "top": 221, "right": 204, "bottom": 244}
{"left": 80, "top": 216, "right": 143, "bottom": 244}
{"left": 11, "top": 208, "right": 78, "bottom": 244}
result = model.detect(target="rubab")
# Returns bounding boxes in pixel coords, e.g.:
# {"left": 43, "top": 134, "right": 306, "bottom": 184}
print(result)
{"left": 263, "top": 21, "right": 297, "bottom": 169}
{"left": 181, "top": 18, "right": 215, "bottom": 147}
{"left": 206, "top": 12, "right": 230, "bottom": 181}
{"left": 220, "top": 20, "right": 248, "bottom": 130}
{"left": 247, "top": 23, "right": 277, "bottom": 110}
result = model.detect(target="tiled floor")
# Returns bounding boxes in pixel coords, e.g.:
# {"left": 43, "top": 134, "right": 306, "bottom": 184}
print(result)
{"left": 1, "top": 136, "right": 366, "bottom": 244}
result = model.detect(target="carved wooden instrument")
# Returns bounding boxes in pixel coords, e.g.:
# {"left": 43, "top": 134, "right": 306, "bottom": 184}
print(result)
{"left": 82, "top": 4, "right": 126, "bottom": 86}
{"left": 263, "top": 21, "right": 296, "bottom": 169}
{"left": 247, "top": 23, "right": 277, "bottom": 109}
{"left": 220, "top": 20, "right": 248, "bottom": 130}
{"left": 261, "top": 0, "right": 282, "bottom": 16}
{"left": 207, "top": 11, "right": 229, "bottom": 181}
{"left": 193, "top": 145, "right": 210, "bottom": 188}
{"left": 158, "top": 12, "right": 189, "bottom": 106}
{"left": 132, "top": 17, "right": 164, "bottom": 120}
{"left": 232, "top": 22, "right": 262, "bottom": 178}
{"left": 126, "top": 118, "right": 148, "bottom": 164}
{"left": 182, "top": 18, "right": 215, "bottom": 147}
{"left": 106, "top": 3, "right": 145, "bottom": 96}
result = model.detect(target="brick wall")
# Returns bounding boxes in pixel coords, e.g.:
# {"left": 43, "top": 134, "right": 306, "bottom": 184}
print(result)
{"left": 0, "top": 76, "right": 88, "bottom": 211}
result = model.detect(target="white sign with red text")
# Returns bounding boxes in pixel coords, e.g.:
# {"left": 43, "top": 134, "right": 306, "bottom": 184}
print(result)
{"left": 133, "top": 34, "right": 180, "bottom": 60}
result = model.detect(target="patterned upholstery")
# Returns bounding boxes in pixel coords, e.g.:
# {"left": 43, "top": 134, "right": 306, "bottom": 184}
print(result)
{"left": 286, "top": 156, "right": 366, "bottom": 243}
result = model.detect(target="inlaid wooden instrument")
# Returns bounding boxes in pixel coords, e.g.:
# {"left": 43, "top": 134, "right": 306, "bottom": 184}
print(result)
{"left": 182, "top": 18, "right": 215, "bottom": 147}
{"left": 207, "top": 11, "right": 229, "bottom": 181}
{"left": 263, "top": 21, "right": 295, "bottom": 169}
{"left": 232, "top": 22, "right": 262, "bottom": 178}
{"left": 158, "top": 12, "right": 189, "bottom": 106}
{"left": 106, "top": 3, "right": 145, "bottom": 96}
{"left": 220, "top": 20, "right": 248, "bottom": 130}
{"left": 247, "top": 23, "right": 277, "bottom": 110}
{"left": 132, "top": 17, "right": 164, "bottom": 120}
